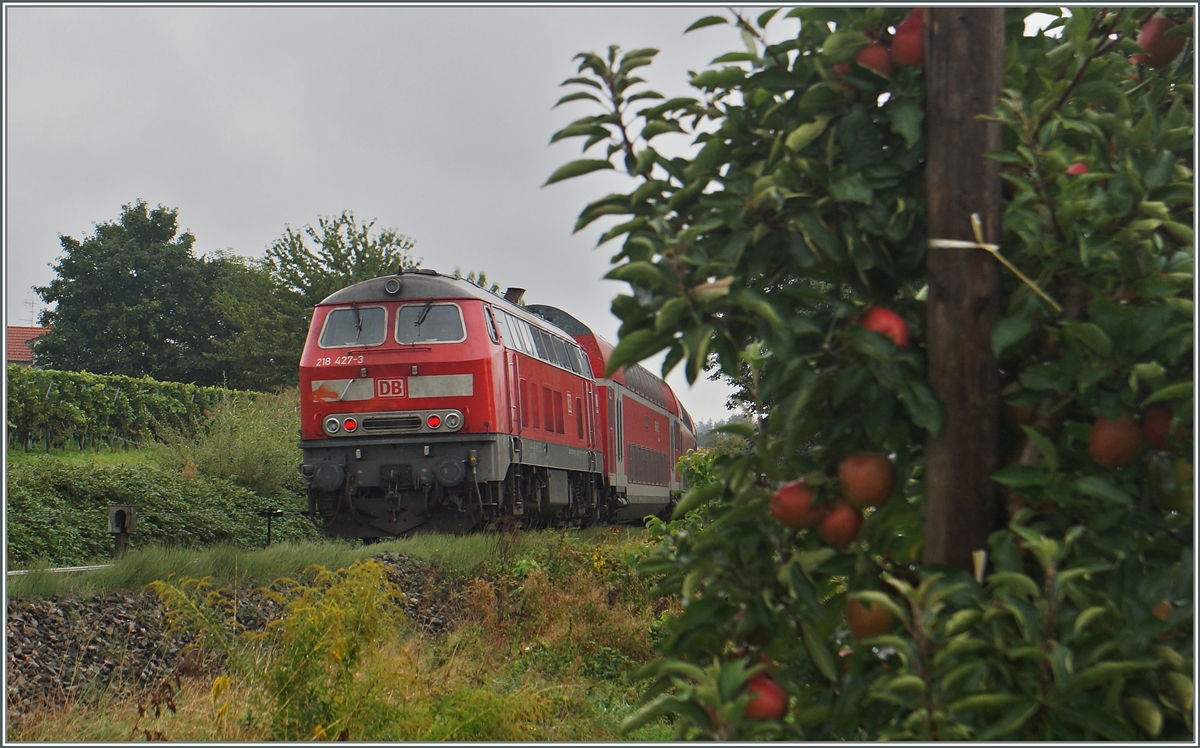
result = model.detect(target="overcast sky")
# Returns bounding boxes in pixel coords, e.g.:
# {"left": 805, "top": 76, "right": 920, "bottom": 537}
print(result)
{"left": 4, "top": 4, "right": 810, "bottom": 423}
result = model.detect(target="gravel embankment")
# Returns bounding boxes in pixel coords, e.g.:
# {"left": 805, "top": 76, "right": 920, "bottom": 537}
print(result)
{"left": 6, "top": 553, "right": 456, "bottom": 716}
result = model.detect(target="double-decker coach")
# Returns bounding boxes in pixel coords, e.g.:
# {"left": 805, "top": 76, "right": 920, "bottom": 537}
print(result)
{"left": 299, "top": 268, "right": 696, "bottom": 539}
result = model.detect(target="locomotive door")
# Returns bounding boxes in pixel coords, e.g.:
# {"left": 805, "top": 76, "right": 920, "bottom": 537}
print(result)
{"left": 585, "top": 381, "right": 597, "bottom": 450}
{"left": 506, "top": 351, "right": 521, "bottom": 434}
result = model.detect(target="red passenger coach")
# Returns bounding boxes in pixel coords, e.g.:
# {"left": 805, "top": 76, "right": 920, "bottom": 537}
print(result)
{"left": 299, "top": 269, "right": 697, "bottom": 539}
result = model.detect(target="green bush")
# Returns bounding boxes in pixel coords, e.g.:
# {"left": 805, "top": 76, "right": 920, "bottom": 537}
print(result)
{"left": 6, "top": 458, "right": 320, "bottom": 566}
{"left": 153, "top": 388, "right": 303, "bottom": 497}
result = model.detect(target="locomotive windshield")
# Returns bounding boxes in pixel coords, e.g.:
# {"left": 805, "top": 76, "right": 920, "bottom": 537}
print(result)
{"left": 396, "top": 303, "right": 466, "bottom": 344}
{"left": 319, "top": 306, "right": 387, "bottom": 348}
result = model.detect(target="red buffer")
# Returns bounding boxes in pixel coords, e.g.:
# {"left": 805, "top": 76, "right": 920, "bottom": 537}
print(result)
{"left": 299, "top": 269, "right": 697, "bottom": 539}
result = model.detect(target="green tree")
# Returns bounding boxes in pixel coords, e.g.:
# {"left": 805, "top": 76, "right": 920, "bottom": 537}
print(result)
{"left": 34, "top": 200, "right": 226, "bottom": 385}
{"left": 263, "top": 210, "right": 420, "bottom": 308}
{"left": 204, "top": 252, "right": 307, "bottom": 390}
{"left": 555, "top": 7, "right": 1192, "bottom": 741}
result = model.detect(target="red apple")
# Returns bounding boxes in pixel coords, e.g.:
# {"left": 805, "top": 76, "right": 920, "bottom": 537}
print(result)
{"left": 818, "top": 503, "right": 863, "bottom": 547}
{"left": 860, "top": 306, "right": 910, "bottom": 349}
{"left": 770, "top": 480, "right": 828, "bottom": 529}
{"left": 846, "top": 597, "right": 897, "bottom": 641}
{"left": 890, "top": 13, "right": 925, "bottom": 68}
{"left": 1065, "top": 161, "right": 1090, "bottom": 176}
{"left": 1088, "top": 412, "right": 1144, "bottom": 469}
{"left": 838, "top": 453, "right": 895, "bottom": 508}
{"left": 1143, "top": 405, "right": 1174, "bottom": 450}
{"left": 1137, "top": 16, "right": 1187, "bottom": 68}
{"left": 855, "top": 43, "right": 893, "bottom": 76}
{"left": 743, "top": 675, "right": 788, "bottom": 720}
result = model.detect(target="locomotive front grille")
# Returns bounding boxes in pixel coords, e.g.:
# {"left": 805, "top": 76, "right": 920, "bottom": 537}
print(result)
{"left": 362, "top": 415, "right": 423, "bottom": 432}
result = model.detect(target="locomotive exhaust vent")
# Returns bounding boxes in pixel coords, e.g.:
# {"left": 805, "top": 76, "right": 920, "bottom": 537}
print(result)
{"left": 362, "top": 415, "right": 423, "bottom": 432}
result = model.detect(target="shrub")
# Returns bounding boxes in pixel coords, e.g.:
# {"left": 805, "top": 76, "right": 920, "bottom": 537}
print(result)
{"left": 153, "top": 388, "right": 302, "bottom": 497}
{"left": 6, "top": 459, "right": 319, "bottom": 566}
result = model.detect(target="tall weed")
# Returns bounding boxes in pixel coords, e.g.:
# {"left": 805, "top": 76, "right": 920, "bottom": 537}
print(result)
{"left": 154, "top": 389, "right": 301, "bottom": 498}
{"left": 151, "top": 559, "right": 408, "bottom": 741}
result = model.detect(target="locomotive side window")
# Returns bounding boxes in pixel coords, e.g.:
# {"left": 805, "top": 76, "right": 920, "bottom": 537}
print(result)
{"left": 550, "top": 336, "right": 569, "bottom": 369}
{"left": 566, "top": 346, "right": 584, "bottom": 375}
{"left": 530, "top": 327, "right": 551, "bottom": 361}
{"left": 483, "top": 306, "right": 499, "bottom": 344}
{"left": 318, "top": 305, "right": 387, "bottom": 348}
{"left": 494, "top": 310, "right": 515, "bottom": 349}
{"left": 396, "top": 303, "right": 466, "bottom": 344}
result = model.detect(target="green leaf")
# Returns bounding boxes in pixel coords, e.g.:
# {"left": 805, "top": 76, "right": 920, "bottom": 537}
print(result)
{"left": 975, "top": 700, "right": 1040, "bottom": 741}
{"left": 1123, "top": 696, "right": 1163, "bottom": 737}
{"left": 1165, "top": 672, "right": 1193, "bottom": 712}
{"left": 553, "top": 91, "right": 602, "bottom": 108}
{"left": 544, "top": 159, "right": 614, "bottom": 186}
{"left": 898, "top": 381, "right": 944, "bottom": 435}
{"left": 1074, "top": 476, "right": 1133, "bottom": 507}
{"left": 821, "top": 30, "right": 870, "bottom": 63}
{"left": 641, "top": 120, "right": 683, "bottom": 140}
{"left": 685, "top": 15, "right": 728, "bottom": 33}
{"left": 986, "top": 571, "right": 1040, "bottom": 599}
{"left": 786, "top": 114, "right": 833, "bottom": 152}
{"left": 1018, "top": 426, "right": 1059, "bottom": 472}
{"left": 672, "top": 482, "right": 722, "bottom": 519}
{"left": 992, "top": 465, "right": 1048, "bottom": 488}
{"left": 605, "top": 261, "right": 665, "bottom": 289}
{"left": 992, "top": 310, "right": 1033, "bottom": 356}
{"left": 1062, "top": 322, "right": 1113, "bottom": 358}
{"left": 1073, "top": 659, "right": 1159, "bottom": 691}
{"left": 606, "top": 329, "right": 672, "bottom": 375}
{"left": 1073, "top": 606, "right": 1109, "bottom": 636}
{"left": 799, "top": 618, "right": 838, "bottom": 683}
{"left": 885, "top": 99, "right": 923, "bottom": 150}
{"left": 948, "top": 693, "right": 1023, "bottom": 713}
{"left": 1143, "top": 381, "right": 1192, "bottom": 407}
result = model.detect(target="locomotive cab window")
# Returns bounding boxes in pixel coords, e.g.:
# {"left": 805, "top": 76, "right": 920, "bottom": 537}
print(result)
{"left": 396, "top": 302, "right": 466, "bottom": 344}
{"left": 318, "top": 305, "right": 387, "bottom": 348}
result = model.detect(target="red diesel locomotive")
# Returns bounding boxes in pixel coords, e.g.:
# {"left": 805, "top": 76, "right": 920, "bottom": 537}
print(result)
{"left": 299, "top": 268, "right": 697, "bottom": 538}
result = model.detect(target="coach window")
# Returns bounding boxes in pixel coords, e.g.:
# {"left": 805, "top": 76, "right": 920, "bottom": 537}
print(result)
{"left": 396, "top": 303, "right": 466, "bottom": 344}
{"left": 319, "top": 305, "right": 387, "bottom": 348}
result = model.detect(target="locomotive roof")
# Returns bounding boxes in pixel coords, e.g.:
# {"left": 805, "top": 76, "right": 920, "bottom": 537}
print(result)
{"left": 321, "top": 270, "right": 500, "bottom": 305}
{"left": 319, "top": 270, "right": 577, "bottom": 340}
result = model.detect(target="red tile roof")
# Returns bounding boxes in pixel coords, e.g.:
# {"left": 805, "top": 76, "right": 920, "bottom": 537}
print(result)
{"left": 7, "top": 326, "right": 48, "bottom": 364}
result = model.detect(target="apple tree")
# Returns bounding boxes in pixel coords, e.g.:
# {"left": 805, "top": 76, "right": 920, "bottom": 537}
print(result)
{"left": 550, "top": 7, "right": 1192, "bottom": 740}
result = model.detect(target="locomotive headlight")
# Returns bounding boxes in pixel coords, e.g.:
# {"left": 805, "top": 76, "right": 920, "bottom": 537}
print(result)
{"left": 323, "top": 416, "right": 341, "bottom": 435}
{"left": 342, "top": 417, "right": 358, "bottom": 432}
{"left": 444, "top": 412, "right": 462, "bottom": 430}
{"left": 427, "top": 414, "right": 442, "bottom": 429}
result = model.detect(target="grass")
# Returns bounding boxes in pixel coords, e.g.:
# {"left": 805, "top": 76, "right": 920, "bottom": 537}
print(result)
{"left": 5, "top": 444, "right": 160, "bottom": 468}
{"left": 8, "top": 528, "right": 676, "bottom": 742}
{"left": 7, "top": 526, "right": 649, "bottom": 599}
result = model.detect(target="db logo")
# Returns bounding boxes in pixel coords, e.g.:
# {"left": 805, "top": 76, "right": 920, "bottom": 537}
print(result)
{"left": 377, "top": 378, "right": 405, "bottom": 398}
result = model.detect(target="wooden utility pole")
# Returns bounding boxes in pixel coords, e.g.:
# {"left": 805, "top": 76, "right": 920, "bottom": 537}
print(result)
{"left": 923, "top": 8, "right": 1005, "bottom": 572}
